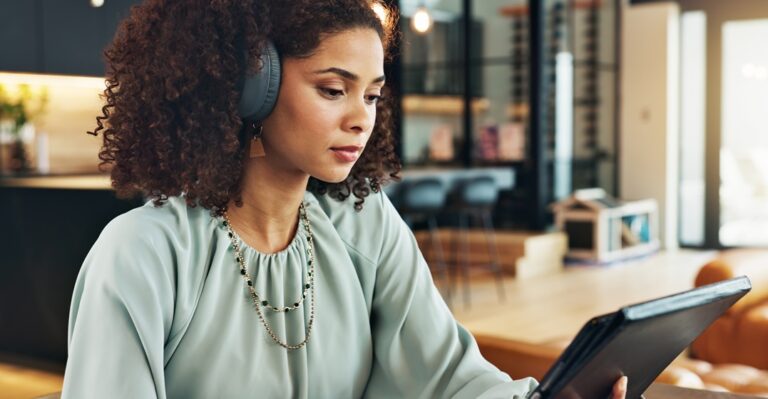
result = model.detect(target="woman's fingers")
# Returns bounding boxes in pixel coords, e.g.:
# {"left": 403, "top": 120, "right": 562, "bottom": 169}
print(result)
{"left": 612, "top": 376, "right": 628, "bottom": 399}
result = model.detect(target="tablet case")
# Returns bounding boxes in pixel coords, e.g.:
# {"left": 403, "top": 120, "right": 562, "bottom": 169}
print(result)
{"left": 527, "top": 276, "right": 752, "bottom": 399}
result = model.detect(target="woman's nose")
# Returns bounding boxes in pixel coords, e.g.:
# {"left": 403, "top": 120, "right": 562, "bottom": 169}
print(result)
{"left": 344, "top": 97, "right": 375, "bottom": 133}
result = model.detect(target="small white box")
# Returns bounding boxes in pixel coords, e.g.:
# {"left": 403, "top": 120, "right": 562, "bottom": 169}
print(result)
{"left": 552, "top": 188, "right": 660, "bottom": 263}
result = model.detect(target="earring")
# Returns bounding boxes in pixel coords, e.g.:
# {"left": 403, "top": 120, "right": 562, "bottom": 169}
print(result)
{"left": 248, "top": 121, "right": 265, "bottom": 158}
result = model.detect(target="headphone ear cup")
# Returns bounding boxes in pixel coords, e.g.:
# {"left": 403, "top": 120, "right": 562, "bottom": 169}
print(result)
{"left": 238, "top": 40, "right": 281, "bottom": 121}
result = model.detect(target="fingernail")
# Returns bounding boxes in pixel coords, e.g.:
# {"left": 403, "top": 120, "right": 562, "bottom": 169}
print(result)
{"left": 621, "top": 376, "right": 628, "bottom": 390}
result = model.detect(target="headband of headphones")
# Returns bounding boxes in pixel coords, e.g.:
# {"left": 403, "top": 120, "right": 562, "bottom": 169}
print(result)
{"left": 238, "top": 40, "right": 281, "bottom": 122}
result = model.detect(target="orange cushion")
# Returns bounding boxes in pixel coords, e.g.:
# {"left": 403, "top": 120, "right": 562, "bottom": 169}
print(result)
{"left": 656, "top": 365, "right": 705, "bottom": 388}
{"left": 695, "top": 250, "right": 768, "bottom": 315}
{"left": 671, "top": 356, "right": 713, "bottom": 376}
{"left": 658, "top": 359, "right": 768, "bottom": 395}
{"left": 735, "top": 304, "right": 768, "bottom": 370}
{"left": 692, "top": 316, "right": 737, "bottom": 364}
{"left": 700, "top": 364, "right": 765, "bottom": 393}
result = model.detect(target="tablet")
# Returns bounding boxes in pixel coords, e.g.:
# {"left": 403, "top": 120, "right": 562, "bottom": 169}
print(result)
{"left": 527, "top": 276, "right": 752, "bottom": 399}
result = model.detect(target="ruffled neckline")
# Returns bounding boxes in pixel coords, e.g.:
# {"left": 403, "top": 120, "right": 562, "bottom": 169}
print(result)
{"left": 213, "top": 210, "right": 307, "bottom": 261}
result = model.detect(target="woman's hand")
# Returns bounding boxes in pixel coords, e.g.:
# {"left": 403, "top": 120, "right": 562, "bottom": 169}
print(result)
{"left": 611, "top": 376, "right": 628, "bottom": 399}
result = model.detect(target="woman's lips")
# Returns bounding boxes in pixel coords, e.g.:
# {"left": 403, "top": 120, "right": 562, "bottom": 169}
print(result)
{"left": 331, "top": 146, "right": 362, "bottom": 163}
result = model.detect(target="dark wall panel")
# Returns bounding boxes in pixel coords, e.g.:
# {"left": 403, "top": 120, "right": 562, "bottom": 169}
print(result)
{"left": 0, "top": 1, "right": 41, "bottom": 72}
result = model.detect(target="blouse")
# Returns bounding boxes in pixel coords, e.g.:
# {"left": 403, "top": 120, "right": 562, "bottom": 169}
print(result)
{"left": 62, "top": 190, "right": 537, "bottom": 398}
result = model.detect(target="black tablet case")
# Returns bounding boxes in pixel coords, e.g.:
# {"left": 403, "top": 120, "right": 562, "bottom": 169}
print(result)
{"left": 527, "top": 276, "right": 752, "bottom": 399}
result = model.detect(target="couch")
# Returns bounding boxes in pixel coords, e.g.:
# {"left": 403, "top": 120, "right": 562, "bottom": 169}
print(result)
{"left": 691, "top": 249, "right": 768, "bottom": 370}
{"left": 654, "top": 249, "right": 768, "bottom": 395}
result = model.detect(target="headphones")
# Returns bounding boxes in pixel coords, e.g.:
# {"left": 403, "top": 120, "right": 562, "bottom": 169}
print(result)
{"left": 237, "top": 40, "right": 281, "bottom": 122}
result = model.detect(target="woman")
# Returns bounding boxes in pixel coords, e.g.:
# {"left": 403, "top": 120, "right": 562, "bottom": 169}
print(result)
{"left": 62, "top": 1, "right": 627, "bottom": 398}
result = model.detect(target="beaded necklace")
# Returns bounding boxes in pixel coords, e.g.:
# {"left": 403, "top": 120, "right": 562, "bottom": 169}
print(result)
{"left": 221, "top": 202, "right": 316, "bottom": 350}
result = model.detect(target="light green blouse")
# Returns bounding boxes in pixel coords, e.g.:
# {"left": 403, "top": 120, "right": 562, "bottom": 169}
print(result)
{"left": 62, "top": 190, "right": 537, "bottom": 398}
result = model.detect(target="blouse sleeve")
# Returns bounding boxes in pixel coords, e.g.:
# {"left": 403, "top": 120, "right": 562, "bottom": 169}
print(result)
{"left": 62, "top": 213, "right": 175, "bottom": 399}
{"left": 363, "top": 193, "right": 537, "bottom": 399}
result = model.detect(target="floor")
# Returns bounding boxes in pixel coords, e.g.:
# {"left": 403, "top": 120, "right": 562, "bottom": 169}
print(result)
{"left": 0, "top": 249, "right": 716, "bottom": 399}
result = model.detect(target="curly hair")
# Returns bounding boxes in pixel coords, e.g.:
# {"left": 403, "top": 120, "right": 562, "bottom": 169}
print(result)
{"left": 91, "top": 0, "right": 401, "bottom": 214}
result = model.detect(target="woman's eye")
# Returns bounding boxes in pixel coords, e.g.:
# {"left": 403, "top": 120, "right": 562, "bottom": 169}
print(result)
{"left": 319, "top": 88, "right": 344, "bottom": 98}
{"left": 319, "top": 87, "right": 381, "bottom": 104}
{"left": 365, "top": 94, "right": 382, "bottom": 104}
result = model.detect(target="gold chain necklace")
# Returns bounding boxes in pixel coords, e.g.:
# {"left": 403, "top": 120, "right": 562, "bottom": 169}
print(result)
{"left": 221, "top": 202, "right": 316, "bottom": 350}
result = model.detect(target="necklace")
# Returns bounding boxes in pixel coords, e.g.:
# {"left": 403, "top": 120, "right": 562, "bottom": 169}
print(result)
{"left": 221, "top": 202, "right": 316, "bottom": 350}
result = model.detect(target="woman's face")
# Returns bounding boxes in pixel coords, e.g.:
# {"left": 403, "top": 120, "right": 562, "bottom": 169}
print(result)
{"left": 260, "top": 28, "right": 385, "bottom": 183}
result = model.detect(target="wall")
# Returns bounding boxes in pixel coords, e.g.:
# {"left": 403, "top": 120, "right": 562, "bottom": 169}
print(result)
{"left": 620, "top": 2, "right": 680, "bottom": 249}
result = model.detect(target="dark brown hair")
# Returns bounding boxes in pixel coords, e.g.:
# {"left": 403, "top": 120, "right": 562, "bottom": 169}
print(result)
{"left": 91, "top": 0, "right": 400, "bottom": 214}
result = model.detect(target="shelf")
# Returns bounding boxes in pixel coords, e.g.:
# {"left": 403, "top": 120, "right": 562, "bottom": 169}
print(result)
{"left": 0, "top": 174, "right": 111, "bottom": 190}
{"left": 403, "top": 95, "right": 490, "bottom": 115}
{"left": 506, "top": 103, "right": 530, "bottom": 119}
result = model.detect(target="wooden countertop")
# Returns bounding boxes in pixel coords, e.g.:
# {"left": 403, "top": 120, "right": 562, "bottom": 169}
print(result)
{"left": 1, "top": 167, "right": 513, "bottom": 192}
{"left": 0, "top": 175, "right": 112, "bottom": 190}
{"left": 453, "top": 250, "right": 718, "bottom": 346}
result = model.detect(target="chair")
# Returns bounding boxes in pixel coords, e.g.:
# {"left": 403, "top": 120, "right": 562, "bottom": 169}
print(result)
{"left": 449, "top": 175, "right": 506, "bottom": 307}
{"left": 398, "top": 178, "right": 452, "bottom": 304}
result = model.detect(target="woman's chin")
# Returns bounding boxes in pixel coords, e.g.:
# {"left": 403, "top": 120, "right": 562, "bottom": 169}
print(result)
{"left": 312, "top": 169, "right": 353, "bottom": 184}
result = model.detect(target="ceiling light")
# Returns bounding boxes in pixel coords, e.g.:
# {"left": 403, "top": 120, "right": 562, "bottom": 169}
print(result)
{"left": 411, "top": 6, "right": 433, "bottom": 35}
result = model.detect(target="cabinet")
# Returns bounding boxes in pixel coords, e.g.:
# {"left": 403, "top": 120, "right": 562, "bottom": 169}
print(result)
{"left": 0, "top": 0, "right": 138, "bottom": 76}
{"left": 0, "top": 183, "right": 143, "bottom": 363}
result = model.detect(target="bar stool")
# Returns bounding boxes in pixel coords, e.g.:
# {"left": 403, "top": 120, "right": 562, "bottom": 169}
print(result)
{"left": 450, "top": 175, "right": 506, "bottom": 307}
{"left": 398, "top": 178, "right": 452, "bottom": 305}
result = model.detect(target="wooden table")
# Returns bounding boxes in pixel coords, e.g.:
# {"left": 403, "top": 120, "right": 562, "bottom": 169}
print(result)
{"left": 454, "top": 250, "right": 717, "bottom": 346}
{"left": 454, "top": 250, "right": 719, "bottom": 381}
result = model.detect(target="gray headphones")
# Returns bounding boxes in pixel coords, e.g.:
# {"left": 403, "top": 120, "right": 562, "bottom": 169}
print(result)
{"left": 238, "top": 40, "right": 281, "bottom": 121}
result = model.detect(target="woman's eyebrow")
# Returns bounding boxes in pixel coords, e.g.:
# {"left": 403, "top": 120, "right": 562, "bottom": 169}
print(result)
{"left": 313, "top": 67, "right": 386, "bottom": 84}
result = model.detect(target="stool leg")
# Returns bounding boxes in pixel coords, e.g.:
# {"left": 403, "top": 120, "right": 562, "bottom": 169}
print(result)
{"left": 482, "top": 210, "right": 506, "bottom": 301}
{"left": 459, "top": 212, "right": 471, "bottom": 308}
{"left": 428, "top": 215, "right": 452, "bottom": 307}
